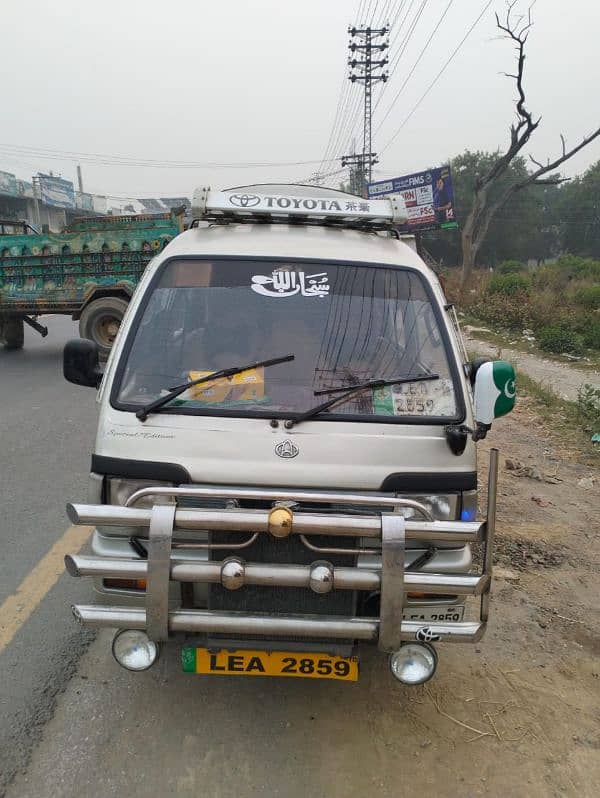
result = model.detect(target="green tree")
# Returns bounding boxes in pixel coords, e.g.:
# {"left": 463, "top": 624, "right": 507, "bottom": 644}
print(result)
{"left": 558, "top": 161, "right": 600, "bottom": 258}
{"left": 424, "top": 151, "right": 563, "bottom": 267}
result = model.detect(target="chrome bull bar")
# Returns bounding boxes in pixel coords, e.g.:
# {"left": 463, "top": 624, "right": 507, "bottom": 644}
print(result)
{"left": 72, "top": 605, "right": 485, "bottom": 644}
{"left": 67, "top": 450, "right": 499, "bottom": 651}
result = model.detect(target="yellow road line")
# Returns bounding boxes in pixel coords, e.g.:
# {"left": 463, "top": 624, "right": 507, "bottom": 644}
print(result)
{"left": 0, "top": 524, "right": 93, "bottom": 654}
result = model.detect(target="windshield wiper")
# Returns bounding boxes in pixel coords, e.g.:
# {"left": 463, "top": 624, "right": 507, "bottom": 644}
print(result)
{"left": 284, "top": 372, "right": 439, "bottom": 429}
{"left": 136, "top": 354, "right": 295, "bottom": 422}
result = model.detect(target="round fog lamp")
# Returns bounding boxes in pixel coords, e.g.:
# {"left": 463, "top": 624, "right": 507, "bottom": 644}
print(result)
{"left": 112, "top": 629, "right": 159, "bottom": 671}
{"left": 389, "top": 643, "right": 437, "bottom": 685}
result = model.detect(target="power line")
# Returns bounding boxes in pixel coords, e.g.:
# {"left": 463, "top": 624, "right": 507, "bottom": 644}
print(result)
{"left": 337, "top": 88, "right": 367, "bottom": 159}
{"left": 370, "top": 1, "right": 423, "bottom": 119}
{"left": 317, "top": 71, "right": 352, "bottom": 174}
{"left": 0, "top": 142, "right": 327, "bottom": 170}
{"left": 369, "top": 0, "right": 381, "bottom": 25}
{"left": 386, "top": 0, "right": 427, "bottom": 78}
{"left": 328, "top": 0, "right": 406, "bottom": 172}
{"left": 325, "top": 81, "right": 363, "bottom": 171}
{"left": 379, "top": 0, "right": 393, "bottom": 24}
{"left": 387, "top": 0, "right": 416, "bottom": 54}
{"left": 337, "top": 3, "right": 399, "bottom": 161}
{"left": 323, "top": 2, "right": 404, "bottom": 171}
{"left": 389, "top": 0, "right": 408, "bottom": 30}
{"left": 375, "top": 0, "right": 454, "bottom": 136}
{"left": 316, "top": 0, "right": 366, "bottom": 176}
{"left": 379, "top": 0, "right": 494, "bottom": 155}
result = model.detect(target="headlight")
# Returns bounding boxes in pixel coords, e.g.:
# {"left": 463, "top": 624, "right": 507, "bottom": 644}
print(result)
{"left": 112, "top": 629, "right": 159, "bottom": 671}
{"left": 389, "top": 643, "right": 438, "bottom": 685}
{"left": 399, "top": 495, "right": 454, "bottom": 520}
{"left": 107, "top": 478, "right": 175, "bottom": 507}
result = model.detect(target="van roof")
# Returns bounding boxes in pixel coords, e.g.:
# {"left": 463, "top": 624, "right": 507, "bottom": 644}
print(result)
{"left": 158, "top": 223, "right": 429, "bottom": 273}
{"left": 191, "top": 185, "right": 407, "bottom": 231}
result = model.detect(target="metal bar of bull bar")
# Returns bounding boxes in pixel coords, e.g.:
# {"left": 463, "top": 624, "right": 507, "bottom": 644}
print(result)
{"left": 66, "top": 450, "right": 499, "bottom": 647}
{"left": 66, "top": 504, "right": 483, "bottom": 543}
{"left": 72, "top": 605, "right": 485, "bottom": 644}
{"left": 146, "top": 504, "right": 175, "bottom": 641}
{"left": 65, "top": 554, "right": 491, "bottom": 595}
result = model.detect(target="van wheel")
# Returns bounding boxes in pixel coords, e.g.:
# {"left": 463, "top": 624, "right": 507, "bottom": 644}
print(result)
{"left": 79, "top": 297, "right": 128, "bottom": 359}
{"left": 0, "top": 315, "right": 25, "bottom": 350}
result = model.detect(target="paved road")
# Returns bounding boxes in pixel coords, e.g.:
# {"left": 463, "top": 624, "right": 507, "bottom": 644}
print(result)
{"left": 0, "top": 317, "right": 97, "bottom": 794}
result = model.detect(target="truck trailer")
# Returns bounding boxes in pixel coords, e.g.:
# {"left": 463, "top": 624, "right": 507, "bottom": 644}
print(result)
{"left": 0, "top": 208, "right": 184, "bottom": 357}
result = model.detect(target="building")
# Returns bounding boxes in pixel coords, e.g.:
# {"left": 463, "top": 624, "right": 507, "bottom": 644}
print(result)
{"left": 0, "top": 169, "right": 103, "bottom": 232}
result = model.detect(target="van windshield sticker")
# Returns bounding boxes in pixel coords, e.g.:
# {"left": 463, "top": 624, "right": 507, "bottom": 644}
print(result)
{"left": 251, "top": 270, "right": 330, "bottom": 298}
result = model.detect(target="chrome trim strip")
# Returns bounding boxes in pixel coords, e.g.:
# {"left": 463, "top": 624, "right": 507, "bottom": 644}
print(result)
{"left": 72, "top": 604, "right": 485, "bottom": 643}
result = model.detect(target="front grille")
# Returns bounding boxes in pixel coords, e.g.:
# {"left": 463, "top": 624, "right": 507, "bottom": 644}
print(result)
{"left": 196, "top": 499, "right": 360, "bottom": 646}
{"left": 208, "top": 529, "right": 358, "bottom": 617}
{"left": 176, "top": 494, "right": 368, "bottom": 647}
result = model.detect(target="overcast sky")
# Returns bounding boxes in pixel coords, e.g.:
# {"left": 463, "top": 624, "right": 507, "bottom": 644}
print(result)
{"left": 1, "top": 0, "right": 599, "bottom": 205}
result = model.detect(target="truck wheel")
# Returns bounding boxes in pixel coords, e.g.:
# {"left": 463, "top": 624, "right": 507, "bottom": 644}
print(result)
{"left": 79, "top": 297, "right": 129, "bottom": 359}
{"left": 0, "top": 316, "right": 25, "bottom": 350}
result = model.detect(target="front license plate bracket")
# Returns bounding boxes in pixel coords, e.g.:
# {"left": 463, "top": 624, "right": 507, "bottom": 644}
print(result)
{"left": 182, "top": 647, "right": 359, "bottom": 681}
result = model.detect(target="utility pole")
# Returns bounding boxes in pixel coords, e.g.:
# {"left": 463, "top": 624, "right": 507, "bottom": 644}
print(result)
{"left": 77, "top": 164, "right": 84, "bottom": 193}
{"left": 342, "top": 24, "right": 389, "bottom": 195}
{"left": 341, "top": 152, "right": 376, "bottom": 195}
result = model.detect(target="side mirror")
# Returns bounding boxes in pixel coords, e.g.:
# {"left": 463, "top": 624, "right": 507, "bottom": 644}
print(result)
{"left": 63, "top": 338, "right": 103, "bottom": 388}
{"left": 466, "top": 357, "right": 490, "bottom": 386}
{"left": 473, "top": 360, "right": 516, "bottom": 439}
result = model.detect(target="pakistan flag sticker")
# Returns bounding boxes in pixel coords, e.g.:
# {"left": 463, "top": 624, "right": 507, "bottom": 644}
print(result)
{"left": 493, "top": 361, "right": 516, "bottom": 417}
{"left": 474, "top": 361, "right": 516, "bottom": 425}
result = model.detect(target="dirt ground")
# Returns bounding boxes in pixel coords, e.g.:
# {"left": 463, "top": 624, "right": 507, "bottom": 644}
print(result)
{"left": 394, "top": 396, "right": 600, "bottom": 798}
{"left": 7, "top": 397, "right": 600, "bottom": 798}
{"left": 462, "top": 328, "right": 600, "bottom": 402}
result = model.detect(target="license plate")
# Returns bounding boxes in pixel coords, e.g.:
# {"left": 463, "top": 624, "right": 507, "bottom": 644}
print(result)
{"left": 403, "top": 605, "right": 465, "bottom": 623}
{"left": 182, "top": 647, "right": 358, "bottom": 681}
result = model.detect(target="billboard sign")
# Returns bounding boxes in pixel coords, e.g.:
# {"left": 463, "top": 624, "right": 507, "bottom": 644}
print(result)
{"left": 0, "top": 170, "right": 19, "bottom": 197}
{"left": 368, "top": 165, "right": 458, "bottom": 232}
{"left": 38, "top": 174, "right": 75, "bottom": 208}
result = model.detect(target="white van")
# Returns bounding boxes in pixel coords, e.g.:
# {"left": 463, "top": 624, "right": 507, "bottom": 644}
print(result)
{"left": 63, "top": 184, "right": 515, "bottom": 685}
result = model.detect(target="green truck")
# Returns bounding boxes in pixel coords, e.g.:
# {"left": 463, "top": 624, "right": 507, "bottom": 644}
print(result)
{"left": 0, "top": 208, "right": 184, "bottom": 357}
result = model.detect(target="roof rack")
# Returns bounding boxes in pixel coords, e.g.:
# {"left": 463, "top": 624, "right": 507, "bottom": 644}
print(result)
{"left": 191, "top": 186, "right": 407, "bottom": 231}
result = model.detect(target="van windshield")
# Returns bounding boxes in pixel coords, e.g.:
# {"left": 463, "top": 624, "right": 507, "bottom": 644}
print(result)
{"left": 114, "top": 259, "right": 460, "bottom": 421}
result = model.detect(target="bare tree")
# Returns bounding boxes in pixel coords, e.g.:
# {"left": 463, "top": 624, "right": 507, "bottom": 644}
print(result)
{"left": 460, "top": 2, "right": 600, "bottom": 286}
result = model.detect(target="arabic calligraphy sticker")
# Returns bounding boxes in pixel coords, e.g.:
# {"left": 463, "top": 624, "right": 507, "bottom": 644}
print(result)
{"left": 251, "top": 268, "right": 330, "bottom": 298}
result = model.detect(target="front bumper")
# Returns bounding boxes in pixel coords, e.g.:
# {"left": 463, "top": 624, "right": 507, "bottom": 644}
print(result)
{"left": 65, "top": 450, "right": 499, "bottom": 652}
